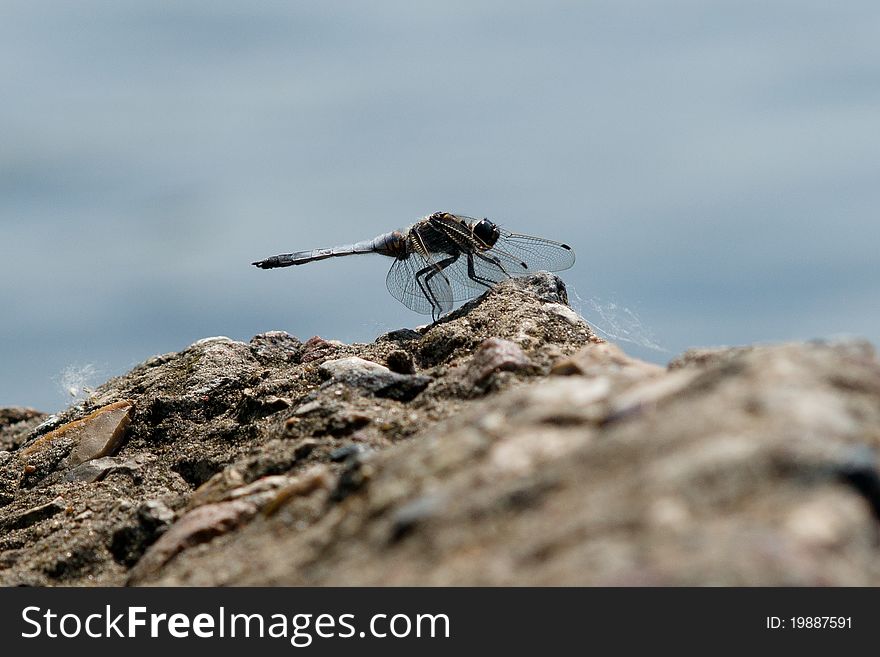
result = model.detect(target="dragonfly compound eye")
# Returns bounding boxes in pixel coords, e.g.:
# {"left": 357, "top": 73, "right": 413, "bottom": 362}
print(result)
{"left": 473, "top": 219, "right": 500, "bottom": 247}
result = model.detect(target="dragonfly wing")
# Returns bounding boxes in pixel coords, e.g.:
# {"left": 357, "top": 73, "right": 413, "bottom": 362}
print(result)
{"left": 439, "top": 252, "right": 512, "bottom": 301}
{"left": 385, "top": 253, "right": 454, "bottom": 316}
{"left": 489, "top": 231, "right": 576, "bottom": 274}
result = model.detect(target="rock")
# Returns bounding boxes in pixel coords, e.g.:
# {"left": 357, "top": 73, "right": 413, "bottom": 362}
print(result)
{"left": 1, "top": 496, "right": 66, "bottom": 531}
{"left": 301, "top": 336, "right": 339, "bottom": 363}
{"left": 188, "top": 473, "right": 293, "bottom": 510}
{"left": 293, "top": 400, "right": 323, "bottom": 416}
{"left": 551, "top": 342, "right": 663, "bottom": 380}
{"left": 465, "top": 337, "right": 534, "bottom": 388}
{"left": 4, "top": 274, "right": 880, "bottom": 588}
{"left": 139, "top": 500, "right": 176, "bottom": 527}
{"left": 144, "top": 339, "right": 880, "bottom": 586}
{"left": 0, "top": 407, "right": 48, "bottom": 451}
{"left": 319, "top": 357, "right": 431, "bottom": 402}
{"left": 293, "top": 438, "right": 321, "bottom": 459}
{"left": 522, "top": 271, "right": 569, "bottom": 304}
{"left": 249, "top": 331, "right": 304, "bottom": 364}
{"left": 127, "top": 499, "right": 258, "bottom": 583}
{"left": 63, "top": 456, "right": 143, "bottom": 483}
{"left": 390, "top": 494, "right": 446, "bottom": 542}
{"left": 543, "top": 302, "right": 586, "bottom": 326}
{"left": 236, "top": 390, "right": 292, "bottom": 421}
{"left": 171, "top": 457, "right": 227, "bottom": 488}
{"left": 109, "top": 500, "right": 177, "bottom": 567}
{"left": 832, "top": 446, "right": 880, "bottom": 521}
{"left": 386, "top": 350, "right": 416, "bottom": 375}
{"left": 319, "top": 356, "right": 390, "bottom": 379}
{"left": 378, "top": 328, "right": 422, "bottom": 343}
{"left": 0, "top": 407, "right": 44, "bottom": 428}
{"left": 187, "top": 468, "right": 247, "bottom": 509}
{"left": 329, "top": 444, "right": 369, "bottom": 462}
{"left": 21, "top": 400, "right": 134, "bottom": 468}
{"left": 0, "top": 460, "right": 26, "bottom": 509}
{"left": 262, "top": 465, "right": 335, "bottom": 517}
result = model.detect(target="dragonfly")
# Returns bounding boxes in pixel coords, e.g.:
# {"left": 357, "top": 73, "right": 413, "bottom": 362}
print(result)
{"left": 252, "top": 212, "right": 575, "bottom": 321}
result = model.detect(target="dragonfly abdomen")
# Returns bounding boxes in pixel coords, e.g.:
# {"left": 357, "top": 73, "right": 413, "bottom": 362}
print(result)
{"left": 252, "top": 231, "right": 406, "bottom": 269}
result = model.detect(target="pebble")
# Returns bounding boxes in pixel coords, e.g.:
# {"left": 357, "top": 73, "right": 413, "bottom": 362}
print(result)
{"left": 319, "top": 357, "right": 431, "bottom": 402}
{"left": 377, "top": 328, "right": 422, "bottom": 343}
{"left": 319, "top": 357, "right": 390, "bottom": 379}
{"left": 138, "top": 500, "right": 176, "bottom": 528}
{"left": 329, "top": 444, "right": 368, "bottom": 462}
{"left": 21, "top": 400, "right": 134, "bottom": 468}
{"left": 1, "top": 496, "right": 66, "bottom": 531}
{"left": 188, "top": 468, "right": 246, "bottom": 508}
{"left": 833, "top": 446, "right": 880, "bottom": 520}
{"left": 262, "top": 466, "right": 335, "bottom": 516}
{"left": 193, "top": 336, "right": 234, "bottom": 346}
{"left": 31, "top": 414, "right": 63, "bottom": 435}
{"left": 190, "top": 473, "right": 293, "bottom": 510}
{"left": 294, "top": 438, "right": 321, "bottom": 459}
{"left": 389, "top": 495, "right": 445, "bottom": 542}
{"left": 249, "top": 331, "right": 303, "bottom": 362}
{"left": 301, "top": 336, "right": 339, "bottom": 363}
{"left": 465, "top": 338, "right": 533, "bottom": 387}
{"left": 0, "top": 408, "right": 44, "bottom": 427}
{"left": 543, "top": 303, "right": 585, "bottom": 326}
{"left": 550, "top": 342, "right": 663, "bottom": 378}
{"left": 386, "top": 350, "right": 416, "bottom": 375}
{"left": 63, "top": 456, "right": 142, "bottom": 483}
{"left": 293, "top": 400, "right": 324, "bottom": 416}
{"left": 128, "top": 499, "right": 258, "bottom": 583}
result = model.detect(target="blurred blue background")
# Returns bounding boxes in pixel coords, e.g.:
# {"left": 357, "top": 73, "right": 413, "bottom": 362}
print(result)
{"left": 2, "top": 1, "right": 878, "bottom": 412}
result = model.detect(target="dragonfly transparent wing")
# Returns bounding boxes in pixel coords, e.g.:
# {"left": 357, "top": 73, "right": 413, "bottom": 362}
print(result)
{"left": 489, "top": 231, "right": 576, "bottom": 274}
{"left": 385, "top": 252, "right": 454, "bottom": 316}
{"left": 438, "top": 252, "right": 515, "bottom": 301}
{"left": 435, "top": 235, "right": 574, "bottom": 302}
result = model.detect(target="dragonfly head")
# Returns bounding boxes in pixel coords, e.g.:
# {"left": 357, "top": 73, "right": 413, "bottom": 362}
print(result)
{"left": 473, "top": 218, "right": 500, "bottom": 248}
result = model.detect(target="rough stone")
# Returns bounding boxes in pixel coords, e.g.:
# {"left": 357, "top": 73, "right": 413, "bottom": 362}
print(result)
{"left": 1, "top": 496, "right": 67, "bottom": 531}
{"left": 0, "top": 454, "right": 23, "bottom": 507}
{"left": 127, "top": 499, "right": 258, "bottom": 583}
{"left": 319, "top": 357, "right": 431, "bottom": 402}
{"left": 108, "top": 500, "right": 176, "bottom": 567}
{"left": 301, "top": 336, "right": 339, "bottom": 363}
{"left": 386, "top": 350, "right": 416, "bottom": 375}
{"left": 249, "top": 330, "right": 304, "bottom": 364}
{"left": 2, "top": 274, "right": 880, "bottom": 587}
{"left": 319, "top": 356, "right": 390, "bottom": 379}
{"left": 465, "top": 337, "right": 534, "bottom": 388}
{"left": 0, "top": 407, "right": 48, "bottom": 452}
{"left": 146, "top": 339, "right": 880, "bottom": 586}
{"left": 0, "top": 407, "right": 44, "bottom": 429}
{"left": 63, "top": 456, "right": 143, "bottom": 483}
{"left": 329, "top": 444, "right": 369, "bottom": 462}
{"left": 21, "top": 400, "right": 134, "bottom": 468}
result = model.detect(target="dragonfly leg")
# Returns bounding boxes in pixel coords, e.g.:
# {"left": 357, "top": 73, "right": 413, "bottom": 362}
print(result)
{"left": 472, "top": 251, "right": 512, "bottom": 283}
{"left": 415, "top": 254, "right": 458, "bottom": 321}
{"left": 466, "top": 252, "right": 504, "bottom": 288}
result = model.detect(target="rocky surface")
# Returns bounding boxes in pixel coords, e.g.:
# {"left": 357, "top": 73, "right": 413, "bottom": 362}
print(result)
{"left": 2, "top": 273, "right": 880, "bottom": 586}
